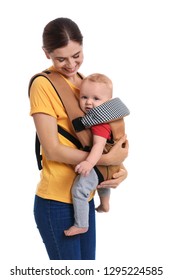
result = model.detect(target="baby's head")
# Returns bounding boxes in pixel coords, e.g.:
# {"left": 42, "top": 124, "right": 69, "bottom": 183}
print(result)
{"left": 79, "top": 73, "right": 113, "bottom": 113}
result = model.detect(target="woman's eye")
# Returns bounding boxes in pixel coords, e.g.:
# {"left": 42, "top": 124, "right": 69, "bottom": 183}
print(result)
{"left": 73, "top": 54, "right": 79, "bottom": 59}
{"left": 58, "top": 58, "right": 65, "bottom": 62}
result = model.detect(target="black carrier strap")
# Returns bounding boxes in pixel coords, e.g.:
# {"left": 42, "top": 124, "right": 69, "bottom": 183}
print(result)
{"left": 58, "top": 126, "right": 82, "bottom": 150}
{"left": 35, "top": 133, "right": 42, "bottom": 170}
{"left": 35, "top": 125, "right": 83, "bottom": 170}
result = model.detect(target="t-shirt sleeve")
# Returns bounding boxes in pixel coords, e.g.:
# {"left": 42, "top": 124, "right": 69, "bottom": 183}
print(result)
{"left": 91, "top": 123, "right": 111, "bottom": 140}
{"left": 29, "top": 76, "right": 58, "bottom": 118}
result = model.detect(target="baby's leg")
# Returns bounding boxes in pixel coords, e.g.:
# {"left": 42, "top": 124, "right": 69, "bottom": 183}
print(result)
{"left": 64, "top": 169, "right": 98, "bottom": 236}
{"left": 96, "top": 188, "right": 110, "bottom": 212}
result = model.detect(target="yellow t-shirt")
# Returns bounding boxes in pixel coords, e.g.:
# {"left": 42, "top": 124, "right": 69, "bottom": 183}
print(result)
{"left": 29, "top": 68, "right": 86, "bottom": 203}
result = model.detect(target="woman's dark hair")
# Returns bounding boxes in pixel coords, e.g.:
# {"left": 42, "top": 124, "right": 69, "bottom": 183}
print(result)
{"left": 43, "top": 17, "right": 83, "bottom": 53}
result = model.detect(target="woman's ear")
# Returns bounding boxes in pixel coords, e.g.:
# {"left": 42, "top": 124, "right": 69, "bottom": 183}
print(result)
{"left": 42, "top": 47, "right": 50, "bottom": 59}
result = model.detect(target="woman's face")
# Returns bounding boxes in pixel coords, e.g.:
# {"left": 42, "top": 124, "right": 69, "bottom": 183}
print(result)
{"left": 44, "top": 41, "right": 84, "bottom": 78}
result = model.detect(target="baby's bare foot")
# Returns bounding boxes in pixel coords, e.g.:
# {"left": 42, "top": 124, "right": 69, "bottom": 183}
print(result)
{"left": 96, "top": 204, "right": 110, "bottom": 213}
{"left": 64, "top": 226, "right": 88, "bottom": 236}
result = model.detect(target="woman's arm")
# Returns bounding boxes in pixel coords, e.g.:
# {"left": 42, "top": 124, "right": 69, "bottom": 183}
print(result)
{"left": 33, "top": 113, "right": 89, "bottom": 165}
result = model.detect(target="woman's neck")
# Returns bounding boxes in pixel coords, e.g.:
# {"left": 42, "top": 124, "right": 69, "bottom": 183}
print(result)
{"left": 49, "top": 66, "right": 82, "bottom": 88}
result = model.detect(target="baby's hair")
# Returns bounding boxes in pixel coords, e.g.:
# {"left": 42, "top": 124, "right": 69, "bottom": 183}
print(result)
{"left": 82, "top": 73, "right": 113, "bottom": 95}
{"left": 84, "top": 73, "right": 111, "bottom": 84}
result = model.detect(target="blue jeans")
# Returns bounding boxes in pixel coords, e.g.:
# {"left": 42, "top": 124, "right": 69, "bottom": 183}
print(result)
{"left": 34, "top": 195, "right": 96, "bottom": 260}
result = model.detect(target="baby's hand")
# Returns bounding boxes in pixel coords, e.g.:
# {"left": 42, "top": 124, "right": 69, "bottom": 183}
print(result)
{"left": 75, "top": 160, "right": 93, "bottom": 176}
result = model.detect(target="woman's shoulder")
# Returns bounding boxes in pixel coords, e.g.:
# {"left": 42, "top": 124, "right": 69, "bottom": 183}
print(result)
{"left": 29, "top": 71, "right": 57, "bottom": 96}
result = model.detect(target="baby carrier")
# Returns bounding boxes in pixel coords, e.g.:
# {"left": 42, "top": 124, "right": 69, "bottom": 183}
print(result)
{"left": 28, "top": 70, "right": 130, "bottom": 181}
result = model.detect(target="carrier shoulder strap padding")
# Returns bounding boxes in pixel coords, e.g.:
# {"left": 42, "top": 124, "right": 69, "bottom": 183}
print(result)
{"left": 72, "top": 97, "right": 130, "bottom": 132}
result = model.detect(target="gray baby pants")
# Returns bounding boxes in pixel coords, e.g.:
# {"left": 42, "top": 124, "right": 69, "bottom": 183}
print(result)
{"left": 71, "top": 168, "right": 110, "bottom": 228}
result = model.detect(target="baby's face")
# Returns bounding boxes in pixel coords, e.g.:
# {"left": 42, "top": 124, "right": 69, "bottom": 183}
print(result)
{"left": 79, "top": 81, "right": 111, "bottom": 113}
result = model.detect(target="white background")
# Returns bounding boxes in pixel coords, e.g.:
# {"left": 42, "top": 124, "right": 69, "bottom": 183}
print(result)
{"left": 1, "top": 0, "right": 173, "bottom": 279}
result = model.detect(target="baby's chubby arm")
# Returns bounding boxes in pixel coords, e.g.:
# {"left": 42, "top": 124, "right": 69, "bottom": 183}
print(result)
{"left": 75, "top": 135, "right": 107, "bottom": 176}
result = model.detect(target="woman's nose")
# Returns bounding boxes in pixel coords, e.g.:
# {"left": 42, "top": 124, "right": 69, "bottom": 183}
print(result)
{"left": 66, "top": 58, "right": 75, "bottom": 68}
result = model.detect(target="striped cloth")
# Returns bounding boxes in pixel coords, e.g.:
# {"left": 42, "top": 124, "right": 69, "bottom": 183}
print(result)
{"left": 72, "top": 98, "right": 130, "bottom": 131}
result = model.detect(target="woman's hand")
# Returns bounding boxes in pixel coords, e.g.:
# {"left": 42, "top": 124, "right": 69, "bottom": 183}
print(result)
{"left": 97, "top": 165, "right": 128, "bottom": 189}
{"left": 101, "top": 135, "right": 129, "bottom": 166}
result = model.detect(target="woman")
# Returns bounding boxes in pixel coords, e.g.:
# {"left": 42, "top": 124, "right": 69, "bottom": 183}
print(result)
{"left": 29, "top": 17, "right": 128, "bottom": 260}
